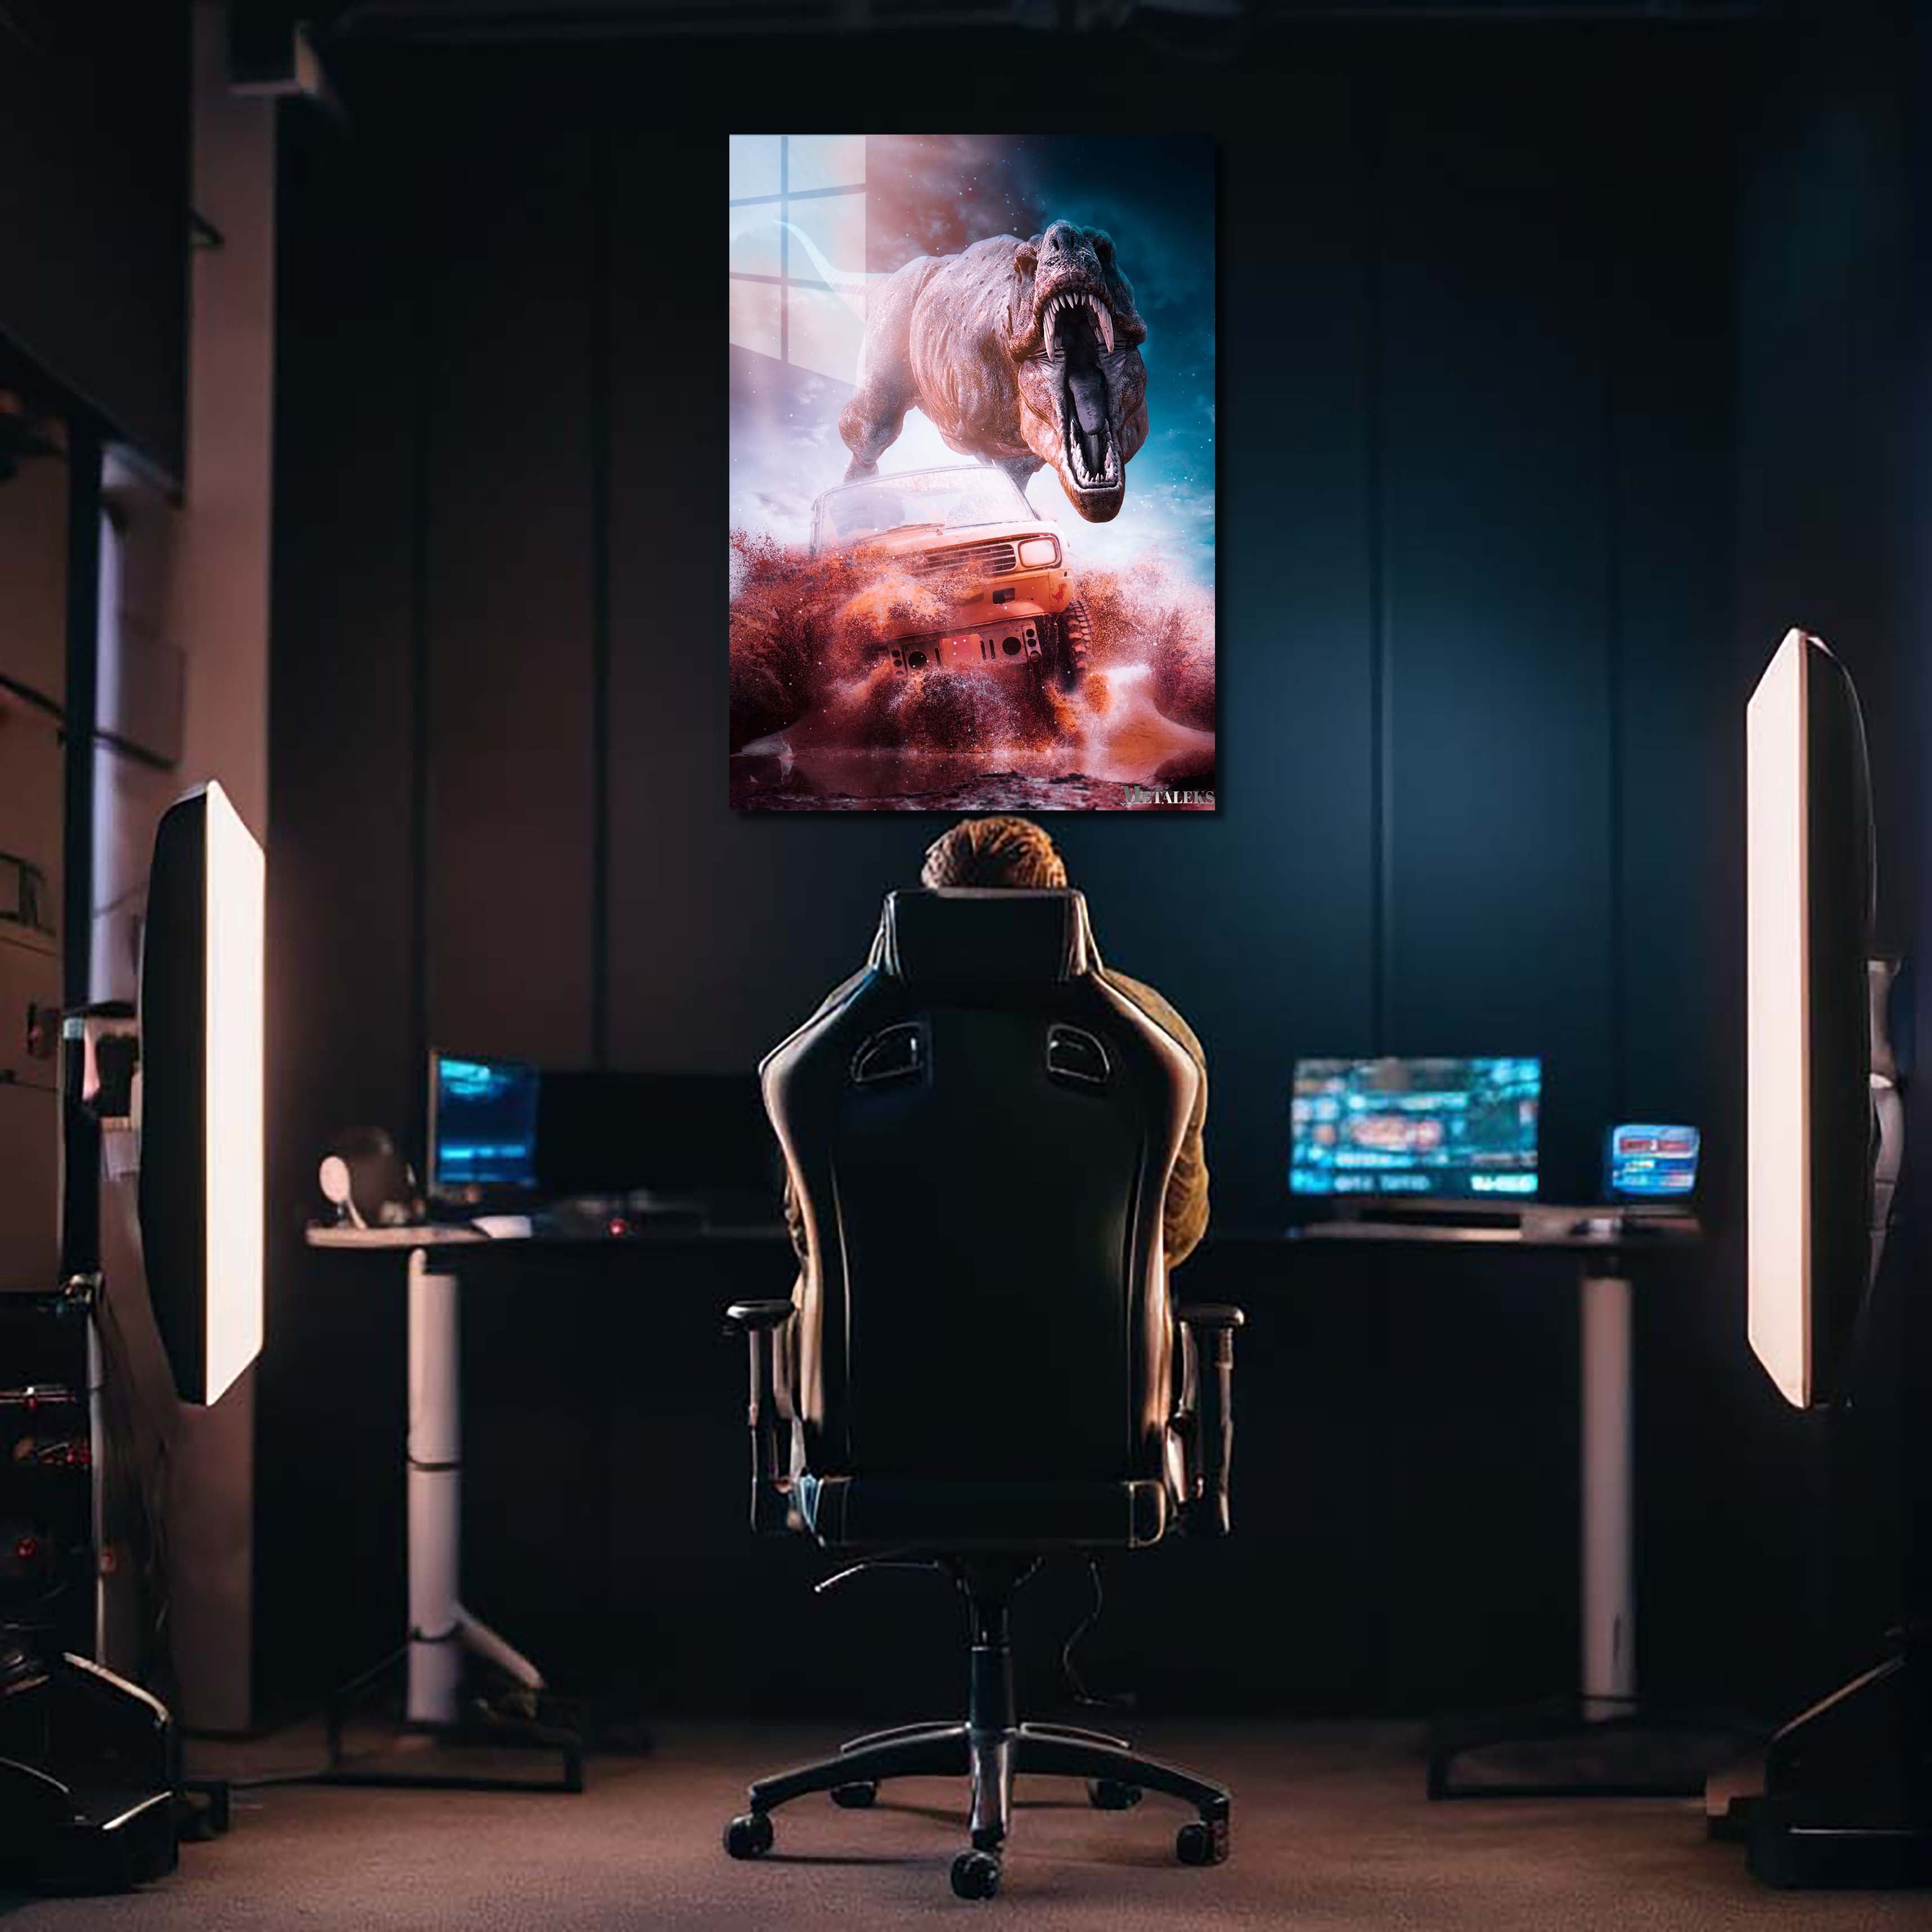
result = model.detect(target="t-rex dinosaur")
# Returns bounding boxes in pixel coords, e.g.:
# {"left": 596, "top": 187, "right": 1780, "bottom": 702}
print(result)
{"left": 838, "top": 220, "right": 1149, "bottom": 523}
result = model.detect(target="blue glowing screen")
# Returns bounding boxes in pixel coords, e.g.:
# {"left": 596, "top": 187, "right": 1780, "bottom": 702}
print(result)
{"left": 1291, "top": 1057, "right": 1542, "bottom": 1199}
{"left": 432, "top": 1055, "right": 540, "bottom": 1193}
{"left": 1605, "top": 1123, "right": 1700, "bottom": 1199}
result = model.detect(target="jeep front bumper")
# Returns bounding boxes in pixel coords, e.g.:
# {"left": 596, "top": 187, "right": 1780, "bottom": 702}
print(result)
{"left": 884, "top": 618, "right": 1047, "bottom": 675}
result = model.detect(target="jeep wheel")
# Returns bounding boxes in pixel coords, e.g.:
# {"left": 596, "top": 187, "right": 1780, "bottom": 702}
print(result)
{"left": 1052, "top": 598, "right": 1095, "bottom": 694}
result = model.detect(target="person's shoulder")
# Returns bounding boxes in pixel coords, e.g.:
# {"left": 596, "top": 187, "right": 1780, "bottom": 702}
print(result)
{"left": 1100, "top": 966, "right": 1205, "bottom": 1067}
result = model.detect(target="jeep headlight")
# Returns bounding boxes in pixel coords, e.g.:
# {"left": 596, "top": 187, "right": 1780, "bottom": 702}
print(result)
{"left": 1016, "top": 535, "right": 1061, "bottom": 569}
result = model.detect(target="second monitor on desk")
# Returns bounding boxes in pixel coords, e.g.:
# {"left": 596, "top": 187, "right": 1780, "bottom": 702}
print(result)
{"left": 427, "top": 1051, "right": 781, "bottom": 1226}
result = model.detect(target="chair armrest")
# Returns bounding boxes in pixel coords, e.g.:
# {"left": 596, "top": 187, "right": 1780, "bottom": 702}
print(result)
{"left": 723, "top": 1299, "right": 797, "bottom": 1534}
{"left": 724, "top": 1299, "right": 796, "bottom": 1334}
{"left": 1177, "top": 1303, "right": 1245, "bottom": 1334}
{"left": 1175, "top": 1303, "right": 1245, "bottom": 1538}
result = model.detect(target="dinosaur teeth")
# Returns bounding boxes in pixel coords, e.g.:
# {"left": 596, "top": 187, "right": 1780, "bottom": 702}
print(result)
{"left": 1041, "top": 291, "right": 1114, "bottom": 358}
{"left": 1065, "top": 413, "right": 1118, "bottom": 491}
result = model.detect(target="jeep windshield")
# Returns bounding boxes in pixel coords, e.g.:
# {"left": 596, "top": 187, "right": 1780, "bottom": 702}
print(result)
{"left": 815, "top": 470, "right": 1030, "bottom": 548}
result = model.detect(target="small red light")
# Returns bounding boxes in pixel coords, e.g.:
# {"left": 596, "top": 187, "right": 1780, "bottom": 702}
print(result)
{"left": 14, "top": 1536, "right": 39, "bottom": 1565}
{"left": 608, "top": 1218, "right": 628, "bottom": 1238}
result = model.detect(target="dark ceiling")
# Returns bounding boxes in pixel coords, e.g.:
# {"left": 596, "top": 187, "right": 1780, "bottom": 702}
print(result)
{"left": 264, "top": 0, "right": 1776, "bottom": 47}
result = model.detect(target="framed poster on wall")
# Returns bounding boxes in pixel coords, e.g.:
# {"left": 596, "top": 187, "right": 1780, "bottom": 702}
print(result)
{"left": 728, "top": 133, "right": 1216, "bottom": 813}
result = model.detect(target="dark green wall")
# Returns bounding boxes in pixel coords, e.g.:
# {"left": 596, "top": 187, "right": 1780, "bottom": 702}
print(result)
{"left": 262, "top": 15, "right": 1924, "bottom": 1721}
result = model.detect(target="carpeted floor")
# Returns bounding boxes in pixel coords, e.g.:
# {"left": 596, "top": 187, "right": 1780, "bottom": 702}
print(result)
{"left": 5, "top": 1722, "right": 1927, "bottom": 1929}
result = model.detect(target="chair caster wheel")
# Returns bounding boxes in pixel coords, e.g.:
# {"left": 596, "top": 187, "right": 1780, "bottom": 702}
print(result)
{"left": 1177, "top": 1817, "right": 1229, "bottom": 1866}
{"left": 1088, "top": 1777, "right": 1142, "bottom": 1810}
{"left": 951, "top": 1848, "right": 1002, "bottom": 1899}
{"left": 724, "top": 1812, "right": 773, "bottom": 1859}
{"left": 830, "top": 1780, "right": 877, "bottom": 1808}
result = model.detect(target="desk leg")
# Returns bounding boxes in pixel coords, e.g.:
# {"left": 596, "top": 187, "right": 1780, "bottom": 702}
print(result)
{"left": 1579, "top": 1267, "right": 1635, "bottom": 1722}
{"left": 407, "top": 1249, "right": 464, "bottom": 1727}
{"left": 1427, "top": 1258, "right": 1746, "bottom": 1798}
{"left": 307, "top": 1247, "right": 581, "bottom": 1791}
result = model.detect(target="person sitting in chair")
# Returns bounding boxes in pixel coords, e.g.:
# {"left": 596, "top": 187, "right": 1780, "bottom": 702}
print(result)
{"left": 781, "top": 813, "right": 1209, "bottom": 1271}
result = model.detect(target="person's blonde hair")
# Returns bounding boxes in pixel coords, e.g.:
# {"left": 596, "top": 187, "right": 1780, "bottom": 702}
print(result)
{"left": 920, "top": 815, "right": 1068, "bottom": 891}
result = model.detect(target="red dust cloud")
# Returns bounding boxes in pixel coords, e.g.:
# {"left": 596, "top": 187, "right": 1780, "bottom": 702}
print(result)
{"left": 729, "top": 531, "right": 1216, "bottom": 811}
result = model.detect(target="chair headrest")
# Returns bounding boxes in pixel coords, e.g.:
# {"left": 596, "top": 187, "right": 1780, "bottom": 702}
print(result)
{"left": 873, "top": 889, "right": 1096, "bottom": 989}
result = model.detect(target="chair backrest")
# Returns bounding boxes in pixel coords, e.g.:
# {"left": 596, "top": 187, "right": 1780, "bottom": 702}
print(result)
{"left": 761, "top": 890, "right": 1199, "bottom": 1486}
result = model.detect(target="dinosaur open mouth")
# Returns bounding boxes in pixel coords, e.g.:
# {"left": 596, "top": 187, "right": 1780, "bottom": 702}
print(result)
{"left": 1040, "top": 288, "right": 1120, "bottom": 495}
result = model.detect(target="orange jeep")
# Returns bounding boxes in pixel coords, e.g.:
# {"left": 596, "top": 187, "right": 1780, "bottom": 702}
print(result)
{"left": 809, "top": 465, "right": 1093, "bottom": 694}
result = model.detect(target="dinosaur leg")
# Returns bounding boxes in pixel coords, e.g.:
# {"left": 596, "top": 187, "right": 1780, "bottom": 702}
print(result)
{"left": 836, "top": 257, "right": 938, "bottom": 482}
{"left": 837, "top": 388, "right": 909, "bottom": 481}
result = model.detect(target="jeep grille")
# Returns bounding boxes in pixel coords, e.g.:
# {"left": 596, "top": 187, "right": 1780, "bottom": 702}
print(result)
{"left": 911, "top": 539, "right": 1019, "bottom": 578}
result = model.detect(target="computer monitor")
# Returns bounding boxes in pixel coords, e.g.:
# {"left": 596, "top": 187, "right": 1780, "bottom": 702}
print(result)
{"left": 1746, "top": 628, "right": 1879, "bottom": 1410}
{"left": 427, "top": 1053, "right": 541, "bottom": 1200}
{"left": 1604, "top": 1123, "right": 1700, "bottom": 1201}
{"left": 136, "top": 781, "right": 265, "bottom": 1408}
{"left": 1290, "top": 1056, "right": 1542, "bottom": 1200}
{"left": 533, "top": 1069, "right": 776, "bottom": 1202}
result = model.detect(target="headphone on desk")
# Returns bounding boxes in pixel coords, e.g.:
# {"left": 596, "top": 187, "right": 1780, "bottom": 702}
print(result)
{"left": 318, "top": 1127, "right": 421, "bottom": 1230}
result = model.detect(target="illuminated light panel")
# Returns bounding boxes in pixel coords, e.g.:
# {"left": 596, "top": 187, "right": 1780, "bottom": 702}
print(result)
{"left": 1746, "top": 629, "right": 1810, "bottom": 1409}
{"left": 201, "top": 781, "right": 265, "bottom": 1407}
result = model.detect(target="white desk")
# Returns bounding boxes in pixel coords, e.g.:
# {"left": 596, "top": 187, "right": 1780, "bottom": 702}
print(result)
{"left": 304, "top": 1216, "right": 786, "bottom": 1759}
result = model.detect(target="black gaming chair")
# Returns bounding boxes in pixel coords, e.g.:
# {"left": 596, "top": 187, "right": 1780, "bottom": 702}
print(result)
{"left": 721, "top": 888, "right": 1245, "bottom": 1900}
